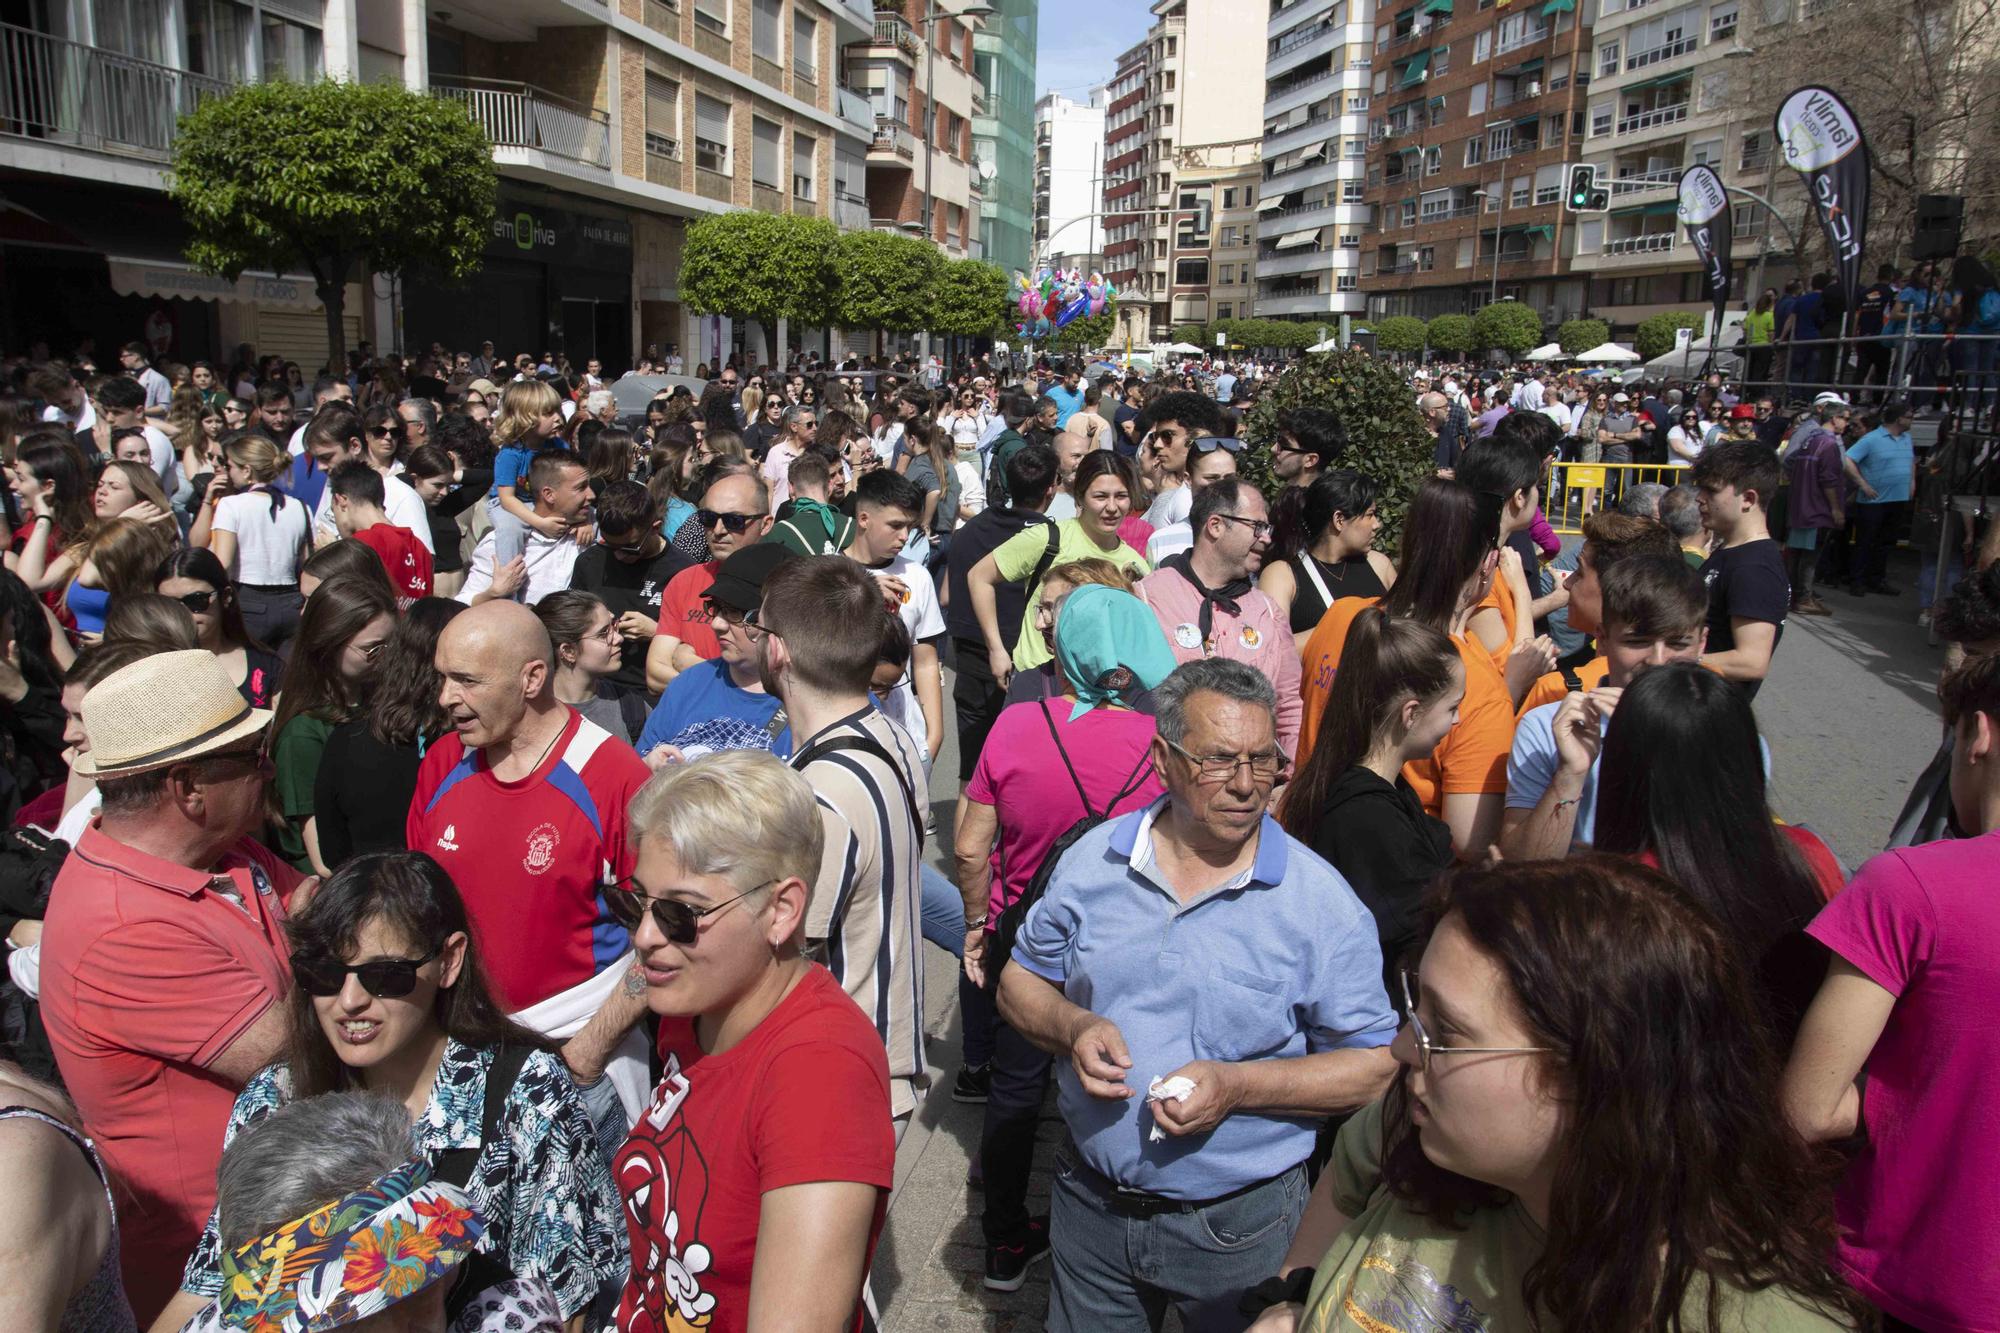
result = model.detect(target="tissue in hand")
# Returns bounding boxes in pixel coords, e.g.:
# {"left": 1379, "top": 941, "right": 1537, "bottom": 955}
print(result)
{"left": 1145, "top": 1075, "right": 1197, "bottom": 1142}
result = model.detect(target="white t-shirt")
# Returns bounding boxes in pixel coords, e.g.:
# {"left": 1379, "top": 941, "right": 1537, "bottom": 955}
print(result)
{"left": 455, "top": 526, "right": 580, "bottom": 606}
{"left": 866, "top": 552, "right": 945, "bottom": 766}
{"left": 871, "top": 422, "right": 906, "bottom": 466}
{"left": 138, "top": 424, "right": 180, "bottom": 495}
{"left": 953, "top": 459, "right": 987, "bottom": 524}
{"left": 1145, "top": 521, "right": 1195, "bottom": 566}
{"left": 213, "top": 489, "right": 314, "bottom": 585}
{"left": 1144, "top": 482, "right": 1192, "bottom": 530}
{"left": 948, "top": 411, "right": 987, "bottom": 448}
{"left": 41, "top": 400, "right": 95, "bottom": 433}
{"left": 313, "top": 470, "right": 436, "bottom": 552}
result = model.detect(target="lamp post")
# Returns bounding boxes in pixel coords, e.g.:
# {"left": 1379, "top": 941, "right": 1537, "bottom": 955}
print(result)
{"left": 908, "top": 2, "right": 994, "bottom": 245}
{"left": 1474, "top": 117, "right": 1515, "bottom": 307}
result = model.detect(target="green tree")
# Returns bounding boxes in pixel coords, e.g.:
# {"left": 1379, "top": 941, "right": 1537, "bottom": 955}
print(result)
{"left": 1373, "top": 315, "right": 1428, "bottom": 355}
{"left": 929, "top": 258, "right": 1010, "bottom": 339}
{"left": 1425, "top": 313, "right": 1473, "bottom": 355}
{"left": 833, "top": 230, "right": 942, "bottom": 333}
{"left": 1635, "top": 310, "right": 1705, "bottom": 361}
{"left": 1239, "top": 348, "right": 1437, "bottom": 555}
{"left": 681, "top": 211, "right": 839, "bottom": 353}
{"left": 170, "top": 78, "right": 496, "bottom": 374}
{"left": 1556, "top": 318, "right": 1610, "bottom": 356}
{"left": 1171, "top": 322, "right": 1212, "bottom": 348}
{"left": 1471, "top": 301, "right": 1544, "bottom": 357}
{"left": 1048, "top": 309, "right": 1115, "bottom": 354}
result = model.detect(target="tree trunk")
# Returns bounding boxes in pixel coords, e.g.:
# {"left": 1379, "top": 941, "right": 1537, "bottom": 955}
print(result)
{"left": 317, "top": 259, "right": 348, "bottom": 379}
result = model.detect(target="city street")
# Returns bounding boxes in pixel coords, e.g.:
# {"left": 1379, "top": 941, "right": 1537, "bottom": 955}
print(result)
{"left": 875, "top": 549, "right": 1950, "bottom": 1331}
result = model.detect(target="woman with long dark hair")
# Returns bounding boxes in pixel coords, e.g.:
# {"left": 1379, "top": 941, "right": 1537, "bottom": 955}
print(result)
{"left": 1259, "top": 469, "right": 1396, "bottom": 637}
{"left": 313, "top": 597, "right": 464, "bottom": 868}
{"left": 152, "top": 547, "right": 283, "bottom": 708}
{"left": 1278, "top": 608, "right": 1459, "bottom": 1001}
{"left": 1592, "top": 662, "right": 1840, "bottom": 1046}
{"left": 271, "top": 574, "right": 397, "bottom": 874}
{"left": 0, "top": 567, "right": 68, "bottom": 805}
{"left": 7, "top": 436, "right": 91, "bottom": 563}
{"left": 159, "top": 851, "right": 626, "bottom": 1332}
{"left": 1248, "top": 857, "right": 1864, "bottom": 1333}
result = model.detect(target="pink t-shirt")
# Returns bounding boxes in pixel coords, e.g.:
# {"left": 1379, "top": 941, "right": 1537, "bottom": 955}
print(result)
{"left": 1806, "top": 828, "right": 2000, "bottom": 1331}
{"left": 965, "top": 701, "right": 1164, "bottom": 924}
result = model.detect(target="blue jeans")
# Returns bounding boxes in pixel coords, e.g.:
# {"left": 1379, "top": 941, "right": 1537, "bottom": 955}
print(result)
{"left": 920, "top": 862, "right": 996, "bottom": 1068}
{"left": 1046, "top": 1143, "right": 1308, "bottom": 1333}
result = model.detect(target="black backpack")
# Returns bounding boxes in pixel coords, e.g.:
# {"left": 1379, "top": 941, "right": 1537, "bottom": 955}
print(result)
{"left": 984, "top": 703, "right": 1153, "bottom": 994}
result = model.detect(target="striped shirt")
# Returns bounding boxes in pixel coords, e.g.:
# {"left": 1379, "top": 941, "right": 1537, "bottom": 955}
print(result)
{"left": 792, "top": 704, "right": 928, "bottom": 1117}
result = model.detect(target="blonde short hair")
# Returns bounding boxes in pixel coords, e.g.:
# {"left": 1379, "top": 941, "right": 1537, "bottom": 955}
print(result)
{"left": 628, "top": 750, "right": 824, "bottom": 894}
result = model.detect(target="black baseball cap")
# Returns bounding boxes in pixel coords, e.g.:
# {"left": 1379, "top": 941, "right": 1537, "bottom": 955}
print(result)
{"left": 704, "top": 542, "right": 798, "bottom": 613}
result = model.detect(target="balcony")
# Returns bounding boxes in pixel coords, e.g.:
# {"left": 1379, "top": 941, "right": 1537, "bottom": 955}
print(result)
{"left": 432, "top": 76, "right": 611, "bottom": 171}
{"left": 1739, "top": 146, "right": 1772, "bottom": 173}
{"left": 871, "top": 14, "right": 921, "bottom": 59}
{"left": 1602, "top": 230, "right": 1677, "bottom": 254}
{"left": 1418, "top": 202, "right": 1483, "bottom": 223}
{"left": 837, "top": 86, "right": 873, "bottom": 131}
{"left": 1266, "top": 108, "right": 1336, "bottom": 157}
{"left": 870, "top": 116, "right": 917, "bottom": 159}
{"left": 1616, "top": 101, "right": 1688, "bottom": 135}
{"left": 834, "top": 192, "right": 869, "bottom": 229}
{"left": 1495, "top": 23, "right": 1550, "bottom": 54}
{"left": 0, "top": 21, "right": 226, "bottom": 163}
{"left": 1609, "top": 166, "right": 1680, "bottom": 195}
{"left": 1265, "top": 66, "right": 1338, "bottom": 118}
{"left": 1624, "top": 34, "right": 1696, "bottom": 70}
{"left": 1260, "top": 289, "right": 1339, "bottom": 316}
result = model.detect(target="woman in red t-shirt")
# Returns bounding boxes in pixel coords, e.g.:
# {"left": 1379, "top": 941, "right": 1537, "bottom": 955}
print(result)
{"left": 1593, "top": 663, "right": 1842, "bottom": 1052}
{"left": 614, "top": 750, "right": 894, "bottom": 1333}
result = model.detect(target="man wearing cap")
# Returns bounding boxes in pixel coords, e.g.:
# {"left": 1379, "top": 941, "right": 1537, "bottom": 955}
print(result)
{"left": 37, "top": 651, "right": 301, "bottom": 1323}
{"left": 1598, "top": 393, "right": 1643, "bottom": 464}
{"left": 637, "top": 542, "right": 797, "bottom": 764}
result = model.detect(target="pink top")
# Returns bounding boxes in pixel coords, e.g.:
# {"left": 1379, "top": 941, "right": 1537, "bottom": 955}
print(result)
{"left": 966, "top": 701, "right": 1164, "bottom": 923}
{"left": 1134, "top": 566, "right": 1303, "bottom": 761}
{"left": 1527, "top": 507, "right": 1561, "bottom": 561}
{"left": 1806, "top": 828, "right": 2000, "bottom": 1331}
{"left": 1117, "top": 514, "right": 1154, "bottom": 554}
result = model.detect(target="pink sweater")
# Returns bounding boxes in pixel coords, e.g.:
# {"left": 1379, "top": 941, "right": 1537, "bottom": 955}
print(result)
{"left": 1134, "top": 567, "right": 1303, "bottom": 761}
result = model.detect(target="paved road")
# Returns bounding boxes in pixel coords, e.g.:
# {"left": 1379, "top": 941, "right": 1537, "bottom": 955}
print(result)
{"left": 874, "top": 549, "right": 1948, "bottom": 1330}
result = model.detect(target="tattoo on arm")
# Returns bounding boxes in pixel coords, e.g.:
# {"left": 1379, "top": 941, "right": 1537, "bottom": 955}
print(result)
{"left": 623, "top": 961, "right": 646, "bottom": 997}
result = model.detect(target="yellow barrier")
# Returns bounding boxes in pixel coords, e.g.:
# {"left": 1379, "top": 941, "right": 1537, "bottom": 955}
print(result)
{"left": 1546, "top": 460, "right": 1691, "bottom": 534}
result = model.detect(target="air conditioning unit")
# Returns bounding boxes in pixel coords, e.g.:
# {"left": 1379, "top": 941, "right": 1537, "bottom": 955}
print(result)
{"left": 1526, "top": 79, "right": 1543, "bottom": 97}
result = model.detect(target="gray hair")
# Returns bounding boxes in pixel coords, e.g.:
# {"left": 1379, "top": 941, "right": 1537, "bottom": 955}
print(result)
{"left": 782, "top": 405, "right": 813, "bottom": 435}
{"left": 397, "top": 396, "right": 437, "bottom": 430}
{"left": 215, "top": 1093, "right": 414, "bottom": 1248}
{"left": 1659, "top": 484, "right": 1704, "bottom": 540}
{"left": 1152, "top": 658, "right": 1277, "bottom": 749}
{"left": 585, "top": 389, "right": 615, "bottom": 416}
{"left": 1619, "top": 481, "right": 1668, "bottom": 520}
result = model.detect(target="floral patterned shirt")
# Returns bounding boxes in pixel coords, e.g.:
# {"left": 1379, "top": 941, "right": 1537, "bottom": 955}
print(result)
{"left": 180, "top": 1040, "right": 627, "bottom": 1317}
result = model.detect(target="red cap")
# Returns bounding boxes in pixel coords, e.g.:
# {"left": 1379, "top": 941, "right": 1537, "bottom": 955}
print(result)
{"left": 1729, "top": 403, "right": 1757, "bottom": 420}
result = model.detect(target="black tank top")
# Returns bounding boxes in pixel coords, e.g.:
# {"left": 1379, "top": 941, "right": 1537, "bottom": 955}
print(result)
{"left": 1287, "top": 552, "right": 1389, "bottom": 635}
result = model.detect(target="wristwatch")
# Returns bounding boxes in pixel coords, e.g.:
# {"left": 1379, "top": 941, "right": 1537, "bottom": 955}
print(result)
{"left": 964, "top": 913, "right": 989, "bottom": 931}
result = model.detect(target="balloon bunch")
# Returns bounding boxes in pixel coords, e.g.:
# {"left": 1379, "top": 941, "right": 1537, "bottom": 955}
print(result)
{"left": 1014, "top": 267, "right": 1116, "bottom": 339}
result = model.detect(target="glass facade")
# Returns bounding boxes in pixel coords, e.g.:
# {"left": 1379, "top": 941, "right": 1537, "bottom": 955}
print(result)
{"left": 973, "top": 0, "right": 1036, "bottom": 274}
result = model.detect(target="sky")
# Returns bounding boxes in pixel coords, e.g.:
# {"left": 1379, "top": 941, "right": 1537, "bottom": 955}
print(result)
{"left": 1034, "top": 0, "right": 1157, "bottom": 101}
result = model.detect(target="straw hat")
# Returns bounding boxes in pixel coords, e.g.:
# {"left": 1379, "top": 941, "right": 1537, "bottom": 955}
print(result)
{"left": 74, "top": 649, "right": 272, "bottom": 778}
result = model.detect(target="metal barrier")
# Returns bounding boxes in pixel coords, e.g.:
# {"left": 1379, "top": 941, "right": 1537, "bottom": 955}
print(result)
{"left": 1545, "top": 460, "right": 1689, "bottom": 534}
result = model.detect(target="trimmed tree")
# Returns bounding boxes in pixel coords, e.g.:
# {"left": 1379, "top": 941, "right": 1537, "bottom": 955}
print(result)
{"left": 170, "top": 78, "right": 496, "bottom": 374}
{"left": 1239, "top": 347, "right": 1437, "bottom": 555}
{"left": 1635, "top": 310, "right": 1705, "bottom": 361}
{"left": 1556, "top": 318, "right": 1610, "bottom": 356}
{"left": 1425, "top": 313, "right": 1473, "bottom": 355}
{"left": 680, "top": 211, "right": 839, "bottom": 356}
{"left": 1373, "top": 315, "right": 1428, "bottom": 355}
{"left": 833, "top": 230, "right": 942, "bottom": 334}
{"left": 929, "top": 258, "right": 1010, "bottom": 339}
{"left": 1048, "top": 309, "right": 1116, "bottom": 354}
{"left": 1471, "top": 301, "right": 1544, "bottom": 357}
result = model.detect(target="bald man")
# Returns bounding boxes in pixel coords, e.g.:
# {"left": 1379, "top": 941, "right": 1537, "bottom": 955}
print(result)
{"left": 1043, "top": 429, "right": 1093, "bottom": 520}
{"left": 407, "top": 601, "right": 655, "bottom": 1130}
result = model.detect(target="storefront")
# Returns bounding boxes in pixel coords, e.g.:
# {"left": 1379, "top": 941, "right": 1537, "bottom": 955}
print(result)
{"left": 403, "top": 187, "right": 634, "bottom": 371}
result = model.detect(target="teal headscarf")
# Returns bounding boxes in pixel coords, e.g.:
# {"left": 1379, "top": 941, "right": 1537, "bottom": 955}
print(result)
{"left": 1052, "top": 584, "right": 1178, "bottom": 721}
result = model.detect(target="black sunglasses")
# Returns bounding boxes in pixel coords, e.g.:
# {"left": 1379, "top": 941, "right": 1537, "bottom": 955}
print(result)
{"left": 613, "top": 879, "right": 774, "bottom": 945}
{"left": 292, "top": 945, "right": 442, "bottom": 999}
{"left": 1190, "top": 436, "right": 1247, "bottom": 455}
{"left": 175, "top": 589, "right": 216, "bottom": 614}
{"left": 698, "top": 508, "right": 762, "bottom": 534}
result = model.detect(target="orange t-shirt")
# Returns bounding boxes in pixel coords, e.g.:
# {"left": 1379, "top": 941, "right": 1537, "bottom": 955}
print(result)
{"left": 1468, "top": 569, "right": 1519, "bottom": 676}
{"left": 1516, "top": 656, "right": 1613, "bottom": 718}
{"left": 1298, "top": 596, "right": 1515, "bottom": 815}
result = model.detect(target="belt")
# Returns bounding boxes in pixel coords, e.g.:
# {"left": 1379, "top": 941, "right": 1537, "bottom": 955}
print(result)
{"left": 1066, "top": 1149, "right": 1296, "bottom": 1219}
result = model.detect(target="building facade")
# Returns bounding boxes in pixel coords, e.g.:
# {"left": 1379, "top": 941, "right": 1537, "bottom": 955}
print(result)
{"left": 1034, "top": 88, "right": 1107, "bottom": 271}
{"left": 973, "top": 0, "right": 1037, "bottom": 274}
{"left": 1169, "top": 139, "right": 1263, "bottom": 330}
{"left": 0, "top": 0, "right": 882, "bottom": 371}
{"left": 1255, "top": 0, "right": 1376, "bottom": 326}
{"left": 1357, "top": 0, "right": 1594, "bottom": 329}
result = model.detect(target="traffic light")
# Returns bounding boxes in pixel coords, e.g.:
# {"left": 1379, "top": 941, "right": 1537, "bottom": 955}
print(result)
{"left": 1565, "top": 164, "right": 1608, "bottom": 213}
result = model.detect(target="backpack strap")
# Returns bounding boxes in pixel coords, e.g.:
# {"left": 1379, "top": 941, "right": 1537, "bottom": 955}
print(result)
{"left": 1038, "top": 701, "right": 1097, "bottom": 817}
{"left": 793, "top": 729, "right": 925, "bottom": 850}
{"left": 438, "top": 1043, "right": 534, "bottom": 1320}
{"left": 1026, "top": 516, "right": 1061, "bottom": 599}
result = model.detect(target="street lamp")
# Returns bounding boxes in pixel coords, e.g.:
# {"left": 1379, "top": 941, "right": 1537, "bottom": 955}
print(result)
{"left": 912, "top": 2, "right": 995, "bottom": 246}
{"left": 1473, "top": 118, "right": 1515, "bottom": 307}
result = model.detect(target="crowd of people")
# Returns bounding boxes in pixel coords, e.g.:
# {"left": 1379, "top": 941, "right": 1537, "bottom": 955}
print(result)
{"left": 0, "top": 324, "right": 1989, "bottom": 1333}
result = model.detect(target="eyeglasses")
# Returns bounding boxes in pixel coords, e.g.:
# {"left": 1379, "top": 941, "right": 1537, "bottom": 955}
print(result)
{"left": 741, "top": 605, "right": 783, "bottom": 640}
{"left": 175, "top": 589, "right": 216, "bottom": 614}
{"left": 293, "top": 946, "right": 443, "bottom": 999}
{"left": 1162, "top": 736, "right": 1283, "bottom": 783}
{"left": 698, "top": 508, "right": 762, "bottom": 534}
{"left": 1399, "top": 969, "right": 1552, "bottom": 1072}
{"left": 1215, "top": 514, "right": 1274, "bottom": 540}
{"left": 603, "top": 532, "right": 649, "bottom": 556}
{"left": 357, "top": 640, "right": 389, "bottom": 661}
{"left": 1190, "top": 436, "right": 1246, "bottom": 455}
{"left": 612, "top": 879, "right": 774, "bottom": 945}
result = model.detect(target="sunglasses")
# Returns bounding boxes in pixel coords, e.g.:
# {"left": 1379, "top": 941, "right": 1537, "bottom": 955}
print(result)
{"left": 613, "top": 878, "right": 775, "bottom": 945}
{"left": 175, "top": 589, "right": 216, "bottom": 614}
{"left": 292, "top": 945, "right": 442, "bottom": 998}
{"left": 698, "top": 508, "right": 762, "bottom": 534}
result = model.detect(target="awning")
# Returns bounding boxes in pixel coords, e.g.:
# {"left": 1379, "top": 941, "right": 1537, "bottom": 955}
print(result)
{"left": 1625, "top": 71, "right": 1690, "bottom": 93}
{"left": 1428, "top": 94, "right": 1447, "bottom": 107}
{"left": 1421, "top": 0, "right": 1454, "bottom": 12}
{"left": 106, "top": 258, "right": 328, "bottom": 311}
{"left": 1615, "top": 200, "right": 1681, "bottom": 217}
{"left": 1514, "top": 113, "right": 1540, "bottom": 128}
{"left": 1275, "top": 228, "right": 1322, "bottom": 250}
{"left": 1301, "top": 141, "right": 1328, "bottom": 162}
{"left": 1256, "top": 197, "right": 1286, "bottom": 212}
{"left": 1541, "top": 0, "right": 1574, "bottom": 13}
{"left": 1398, "top": 49, "right": 1431, "bottom": 83}
{"left": 1525, "top": 224, "right": 1555, "bottom": 240}
{"left": 1396, "top": 5, "right": 1416, "bottom": 18}
{"left": 1509, "top": 56, "right": 1544, "bottom": 74}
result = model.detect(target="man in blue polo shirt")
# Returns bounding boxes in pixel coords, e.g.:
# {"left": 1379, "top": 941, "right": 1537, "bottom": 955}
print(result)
{"left": 1845, "top": 399, "right": 1917, "bottom": 596}
{"left": 1046, "top": 363, "right": 1086, "bottom": 429}
{"left": 999, "top": 658, "right": 1397, "bottom": 1332}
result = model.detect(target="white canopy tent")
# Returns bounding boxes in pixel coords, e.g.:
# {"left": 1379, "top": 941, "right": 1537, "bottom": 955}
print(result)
{"left": 1522, "top": 342, "right": 1565, "bottom": 362}
{"left": 1576, "top": 342, "right": 1641, "bottom": 363}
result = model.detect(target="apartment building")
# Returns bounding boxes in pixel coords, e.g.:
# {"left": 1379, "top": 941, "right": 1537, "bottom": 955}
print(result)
{"left": 1100, "top": 0, "right": 1266, "bottom": 346}
{"left": 843, "top": 0, "right": 986, "bottom": 260}
{"left": 973, "top": 0, "right": 1037, "bottom": 274}
{"left": 1255, "top": 0, "right": 1376, "bottom": 326}
{"left": 1034, "top": 88, "right": 1107, "bottom": 270}
{"left": 1170, "top": 139, "right": 1263, "bottom": 328}
{"left": 1357, "top": 0, "right": 1594, "bottom": 326}
{"left": 0, "top": 0, "right": 879, "bottom": 370}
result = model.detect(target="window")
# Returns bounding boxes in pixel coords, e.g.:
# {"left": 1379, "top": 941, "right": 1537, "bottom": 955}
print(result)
{"left": 1217, "top": 303, "right": 1233, "bottom": 319}
{"left": 1223, "top": 187, "right": 1238, "bottom": 207}
{"left": 1590, "top": 102, "right": 1613, "bottom": 136}
{"left": 1465, "top": 136, "right": 1485, "bottom": 165}
{"left": 793, "top": 10, "right": 817, "bottom": 77}
{"left": 1425, "top": 145, "right": 1442, "bottom": 175}
{"left": 1341, "top": 232, "right": 1360, "bottom": 246}
{"left": 1739, "top": 129, "right": 1769, "bottom": 168}
{"left": 793, "top": 132, "right": 815, "bottom": 197}
{"left": 260, "top": 12, "right": 323, "bottom": 81}
{"left": 1346, "top": 136, "right": 1367, "bottom": 157}
{"left": 693, "top": 0, "right": 727, "bottom": 35}
{"left": 1343, "top": 180, "right": 1366, "bottom": 201}
{"left": 1709, "top": 0, "right": 1738, "bottom": 35}
{"left": 1175, "top": 258, "right": 1210, "bottom": 284}
{"left": 1220, "top": 263, "right": 1235, "bottom": 283}
{"left": 752, "top": 116, "right": 782, "bottom": 187}
{"left": 1220, "top": 224, "right": 1238, "bottom": 245}
{"left": 1473, "top": 29, "right": 1491, "bottom": 61}
{"left": 752, "top": 0, "right": 782, "bottom": 61}
{"left": 1348, "top": 93, "right": 1369, "bottom": 111}
{"left": 1691, "top": 135, "right": 1722, "bottom": 165}
{"left": 695, "top": 94, "right": 730, "bottom": 172}
{"left": 1469, "top": 82, "right": 1488, "bottom": 115}
{"left": 1511, "top": 179, "right": 1530, "bottom": 207}
{"left": 645, "top": 72, "right": 680, "bottom": 159}
{"left": 1434, "top": 44, "right": 1451, "bottom": 74}
{"left": 1598, "top": 40, "right": 1619, "bottom": 74}
{"left": 1338, "top": 274, "right": 1358, "bottom": 291}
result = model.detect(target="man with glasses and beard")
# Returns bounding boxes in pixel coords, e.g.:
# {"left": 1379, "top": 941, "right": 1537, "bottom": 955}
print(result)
{"left": 646, "top": 470, "right": 774, "bottom": 692}
{"left": 570, "top": 480, "right": 692, "bottom": 699}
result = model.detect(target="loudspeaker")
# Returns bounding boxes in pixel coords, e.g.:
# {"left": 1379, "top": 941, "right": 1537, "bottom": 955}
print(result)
{"left": 1912, "top": 194, "right": 1965, "bottom": 260}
